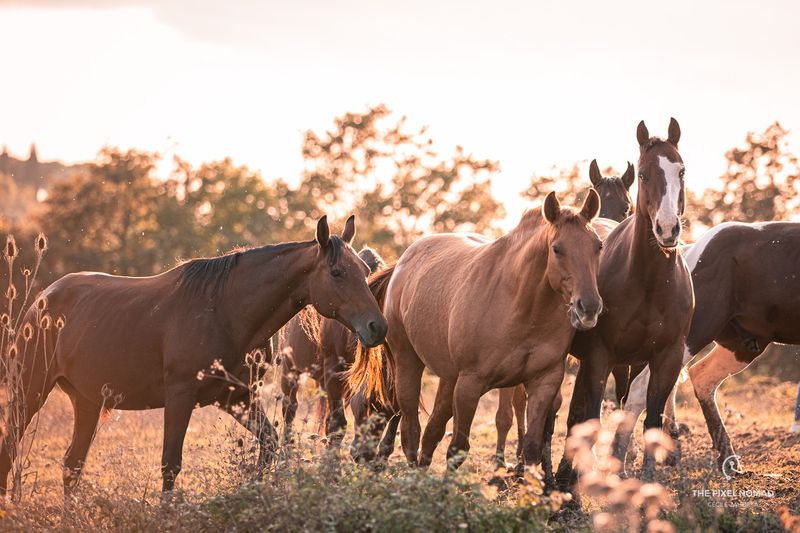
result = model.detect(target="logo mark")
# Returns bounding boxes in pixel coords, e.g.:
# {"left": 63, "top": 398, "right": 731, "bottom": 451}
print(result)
{"left": 721, "top": 454, "right": 742, "bottom": 480}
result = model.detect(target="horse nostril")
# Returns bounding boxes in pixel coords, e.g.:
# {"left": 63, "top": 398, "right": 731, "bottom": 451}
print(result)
{"left": 576, "top": 299, "right": 585, "bottom": 313}
{"left": 655, "top": 225, "right": 663, "bottom": 236}
{"left": 671, "top": 223, "right": 681, "bottom": 239}
{"left": 367, "top": 320, "right": 379, "bottom": 335}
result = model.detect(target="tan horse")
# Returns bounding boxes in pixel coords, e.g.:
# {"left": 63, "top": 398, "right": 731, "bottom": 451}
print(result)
{"left": 279, "top": 247, "right": 399, "bottom": 462}
{"left": 350, "top": 191, "right": 603, "bottom": 469}
{"left": 1, "top": 216, "right": 387, "bottom": 495}
{"left": 493, "top": 161, "right": 635, "bottom": 469}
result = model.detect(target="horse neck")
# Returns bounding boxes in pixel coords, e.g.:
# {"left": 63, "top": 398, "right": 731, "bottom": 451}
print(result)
{"left": 222, "top": 242, "right": 317, "bottom": 351}
{"left": 491, "top": 223, "right": 561, "bottom": 322}
{"left": 628, "top": 205, "right": 680, "bottom": 275}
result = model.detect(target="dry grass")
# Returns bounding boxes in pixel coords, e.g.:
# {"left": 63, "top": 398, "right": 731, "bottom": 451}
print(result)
{"left": 0, "top": 356, "right": 797, "bottom": 531}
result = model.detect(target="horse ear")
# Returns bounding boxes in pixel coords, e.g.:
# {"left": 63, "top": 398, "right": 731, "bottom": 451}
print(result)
{"left": 622, "top": 161, "right": 635, "bottom": 189}
{"left": 668, "top": 117, "right": 681, "bottom": 146}
{"left": 580, "top": 189, "right": 600, "bottom": 221}
{"left": 542, "top": 191, "right": 560, "bottom": 224}
{"left": 636, "top": 120, "right": 650, "bottom": 146}
{"left": 316, "top": 215, "right": 330, "bottom": 249}
{"left": 342, "top": 214, "right": 356, "bottom": 245}
{"left": 589, "top": 159, "right": 602, "bottom": 187}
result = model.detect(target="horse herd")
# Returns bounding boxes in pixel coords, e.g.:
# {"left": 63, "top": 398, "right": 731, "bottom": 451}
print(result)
{"left": 1, "top": 118, "right": 797, "bottom": 502}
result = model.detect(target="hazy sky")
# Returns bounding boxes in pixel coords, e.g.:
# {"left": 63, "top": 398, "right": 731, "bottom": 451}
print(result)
{"left": 1, "top": 0, "right": 798, "bottom": 224}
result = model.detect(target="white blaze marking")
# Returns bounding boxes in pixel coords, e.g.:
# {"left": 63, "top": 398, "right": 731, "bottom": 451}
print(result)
{"left": 655, "top": 155, "right": 683, "bottom": 237}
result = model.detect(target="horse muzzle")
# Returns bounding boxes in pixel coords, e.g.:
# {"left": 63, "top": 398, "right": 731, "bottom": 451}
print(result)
{"left": 569, "top": 298, "right": 602, "bottom": 331}
{"left": 355, "top": 316, "right": 388, "bottom": 348}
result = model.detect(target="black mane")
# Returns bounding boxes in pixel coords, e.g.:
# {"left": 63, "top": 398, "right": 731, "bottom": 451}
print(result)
{"left": 177, "top": 238, "right": 346, "bottom": 298}
{"left": 358, "top": 246, "right": 385, "bottom": 274}
{"left": 641, "top": 136, "right": 667, "bottom": 153}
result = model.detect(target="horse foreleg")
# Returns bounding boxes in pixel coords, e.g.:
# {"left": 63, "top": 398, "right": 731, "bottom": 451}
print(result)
{"left": 161, "top": 382, "right": 198, "bottom": 492}
{"left": 688, "top": 344, "right": 748, "bottom": 472}
{"left": 640, "top": 343, "right": 683, "bottom": 481}
{"left": 446, "top": 374, "right": 483, "bottom": 470}
{"left": 63, "top": 393, "right": 102, "bottom": 497}
{"left": 419, "top": 379, "right": 455, "bottom": 467}
{"left": 493, "top": 387, "right": 515, "bottom": 468}
{"left": 555, "top": 360, "right": 589, "bottom": 493}
{"left": 541, "top": 391, "right": 561, "bottom": 490}
{"left": 522, "top": 363, "right": 565, "bottom": 474}
{"left": 617, "top": 364, "right": 649, "bottom": 469}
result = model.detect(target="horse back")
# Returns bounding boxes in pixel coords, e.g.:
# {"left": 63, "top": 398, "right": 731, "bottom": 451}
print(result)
{"left": 689, "top": 222, "right": 800, "bottom": 350}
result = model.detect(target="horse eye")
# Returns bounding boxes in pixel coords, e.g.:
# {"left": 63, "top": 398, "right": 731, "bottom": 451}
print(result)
{"left": 552, "top": 245, "right": 563, "bottom": 256}
{"left": 639, "top": 172, "right": 647, "bottom": 182}
{"left": 679, "top": 168, "right": 685, "bottom": 179}
{"left": 331, "top": 268, "right": 343, "bottom": 278}
{"left": 598, "top": 242, "right": 604, "bottom": 252}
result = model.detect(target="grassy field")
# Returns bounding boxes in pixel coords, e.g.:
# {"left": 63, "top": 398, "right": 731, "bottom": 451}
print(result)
{"left": 0, "top": 358, "right": 798, "bottom": 531}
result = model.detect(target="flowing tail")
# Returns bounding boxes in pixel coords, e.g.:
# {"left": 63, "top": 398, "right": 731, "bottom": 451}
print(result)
{"left": 346, "top": 264, "right": 396, "bottom": 407}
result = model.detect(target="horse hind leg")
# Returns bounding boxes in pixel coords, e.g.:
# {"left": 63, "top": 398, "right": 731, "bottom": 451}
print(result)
{"left": 688, "top": 344, "right": 749, "bottom": 472}
{"left": 0, "top": 362, "right": 58, "bottom": 497}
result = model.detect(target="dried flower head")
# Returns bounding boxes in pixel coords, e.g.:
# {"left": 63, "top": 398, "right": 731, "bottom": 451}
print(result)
{"left": 39, "top": 314, "right": 51, "bottom": 330}
{"left": 6, "top": 285, "right": 17, "bottom": 301}
{"left": 36, "top": 295, "right": 47, "bottom": 312}
{"left": 56, "top": 316, "right": 65, "bottom": 329}
{"left": 35, "top": 233, "right": 48, "bottom": 254}
{"left": 22, "top": 323, "right": 33, "bottom": 341}
{"left": 4, "top": 235, "right": 18, "bottom": 261}
{"left": 0, "top": 313, "right": 10, "bottom": 327}
{"left": 7, "top": 344, "right": 17, "bottom": 359}
{"left": 21, "top": 268, "right": 31, "bottom": 277}
{"left": 644, "top": 428, "right": 676, "bottom": 463}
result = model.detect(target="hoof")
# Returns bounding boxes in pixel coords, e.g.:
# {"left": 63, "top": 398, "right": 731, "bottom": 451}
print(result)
{"left": 492, "top": 453, "right": 507, "bottom": 469}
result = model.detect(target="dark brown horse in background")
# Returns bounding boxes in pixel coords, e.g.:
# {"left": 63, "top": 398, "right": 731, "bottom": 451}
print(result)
{"left": 621, "top": 221, "right": 800, "bottom": 474}
{"left": 280, "top": 247, "right": 399, "bottom": 462}
{"left": 0, "top": 216, "right": 387, "bottom": 495}
{"left": 351, "top": 190, "right": 603, "bottom": 471}
{"left": 493, "top": 160, "right": 637, "bottom": 469}
{"left": 555, "top": 119, "right": 694, "bottom": 490}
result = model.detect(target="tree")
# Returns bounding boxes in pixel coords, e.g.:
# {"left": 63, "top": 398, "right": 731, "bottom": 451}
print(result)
{"left": 688, "top": 122, "right": 800, "bottom": 229}
{"left": 167, "top": 157, "right": 289, "bottom": 257}
{"left": 38, "top": 147, "right": 169, "bottom": 278}
{"left": 297, "top": 105, "right": 505, "bottom": 259}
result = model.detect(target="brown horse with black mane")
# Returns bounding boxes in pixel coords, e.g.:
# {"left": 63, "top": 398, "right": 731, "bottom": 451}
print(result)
{"left": 493, "top": 159, "right": 637, "bottom": 469}
{"left": 0, "top": 216, "right": 387, "bottom": 495}
{"left": 555, "top": 119, "right": 694, "bottom": 490}
{"left": 350, "top": 190, "right": 603, "bottom": 470}
{"left": 622, "top": 220, "right": 800, "bottom": 474}
{"left": 279, "top": 247, "right": 399, "bottom": 462}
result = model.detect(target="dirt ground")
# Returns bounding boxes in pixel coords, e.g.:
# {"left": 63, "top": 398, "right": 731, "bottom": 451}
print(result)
{"left": 3, "top": 358, "right": 799, "bottom": 529}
